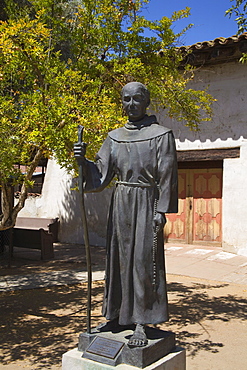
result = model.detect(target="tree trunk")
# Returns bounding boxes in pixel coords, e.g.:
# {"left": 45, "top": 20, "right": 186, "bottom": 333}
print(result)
{"left": 0, "top": 182, "right": 14, "bottom": 230}
{"left": 0, "top": 149, "right": 44, "bottom": 230}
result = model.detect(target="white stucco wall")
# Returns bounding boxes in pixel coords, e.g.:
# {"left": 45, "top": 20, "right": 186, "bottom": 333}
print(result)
{"left": 156, "top": 61, "right": 247, "bottom": 151}
{"left": 222, "top": 141, "right": 247, "bottom": 256}
{"left": 156, "top": 61, "right": 247, "bottom": 256}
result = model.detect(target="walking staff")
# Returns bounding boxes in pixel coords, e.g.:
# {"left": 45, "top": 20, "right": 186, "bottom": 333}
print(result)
{"left": 75, "top": 125, "right": 92, "bottom": 334}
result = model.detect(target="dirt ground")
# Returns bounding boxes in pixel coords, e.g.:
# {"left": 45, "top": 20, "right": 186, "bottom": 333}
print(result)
{"left": 0, "top": 275, "right": 246, "bottom": 370}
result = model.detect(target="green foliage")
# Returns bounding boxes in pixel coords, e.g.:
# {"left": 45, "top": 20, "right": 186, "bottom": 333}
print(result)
{"left": 0, "top": 0, "right": 214, "bottom": 181}
{"left": 226, "top": 0, "right": 247, "bottom": 34}
{"left": 226, "top": 0, "right": 247, "bottom": 62}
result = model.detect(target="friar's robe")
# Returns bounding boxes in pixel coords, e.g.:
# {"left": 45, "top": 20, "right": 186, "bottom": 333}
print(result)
{"left": 84, "top": 115, "right": 178, "bottom": 325}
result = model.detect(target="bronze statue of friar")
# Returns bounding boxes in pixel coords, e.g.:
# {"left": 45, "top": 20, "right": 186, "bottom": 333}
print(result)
{"left": 74, "top": 81, "right": 178, "bottom": 348}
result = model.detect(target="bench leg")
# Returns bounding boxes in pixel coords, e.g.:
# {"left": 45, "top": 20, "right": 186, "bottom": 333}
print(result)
{"left": 41, "top": 232, "right": 54, "bottom": 260}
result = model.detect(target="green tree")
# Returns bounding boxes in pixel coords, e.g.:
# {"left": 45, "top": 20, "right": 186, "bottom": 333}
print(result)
{"left": 0, "top": 0, "right": 214, "bottom": 230}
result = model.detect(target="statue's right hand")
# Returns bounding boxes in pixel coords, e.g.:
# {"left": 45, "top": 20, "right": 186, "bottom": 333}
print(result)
{"left": 74, "top": 142, "right": 87, "bottom": 164}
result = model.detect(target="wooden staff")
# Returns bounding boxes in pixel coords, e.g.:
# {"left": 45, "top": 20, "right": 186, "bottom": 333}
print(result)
{"left": 76, "top": 125, "right": 92, "bottom": 334}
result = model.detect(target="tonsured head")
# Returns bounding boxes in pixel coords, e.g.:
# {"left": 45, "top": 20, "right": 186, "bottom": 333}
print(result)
{"left": 121, "top": 82, "right": 150, "bottom": 122}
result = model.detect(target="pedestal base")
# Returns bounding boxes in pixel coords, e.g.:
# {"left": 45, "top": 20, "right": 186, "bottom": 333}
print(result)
{"left": 62, "top": 346, "right": 186, "bottom": 370}
{"left": 80, "top": 327, "right": 175, "bottom": 368}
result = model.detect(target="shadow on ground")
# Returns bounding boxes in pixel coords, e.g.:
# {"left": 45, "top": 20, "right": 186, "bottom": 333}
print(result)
{"left": 0, "top": 282, "right": 104, "bottom": 369}
{"left": 161, "top": 281, "right": 247, "bottom": 358}
{"left": 0, "top": 279, "right": 246, "bottom": 369}
{"left": 0, "top": 243, "right": 106, "bottom": 276}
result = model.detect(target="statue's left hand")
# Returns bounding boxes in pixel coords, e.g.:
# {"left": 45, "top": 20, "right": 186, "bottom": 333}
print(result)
{"left": 153, "top": 213, "right": 167, "bottom": 232}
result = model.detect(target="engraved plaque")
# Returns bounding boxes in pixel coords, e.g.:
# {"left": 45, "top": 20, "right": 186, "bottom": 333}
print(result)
{"left": 86, "top": 336, "right": 124, "bottom": 359}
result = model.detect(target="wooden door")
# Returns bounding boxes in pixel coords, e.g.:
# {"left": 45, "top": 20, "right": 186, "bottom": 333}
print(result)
{"left": 165, "top": 168, "right": 222, "bottom": 245}
{"left": 193, "top": 170, "right": 222, "bottom": 243}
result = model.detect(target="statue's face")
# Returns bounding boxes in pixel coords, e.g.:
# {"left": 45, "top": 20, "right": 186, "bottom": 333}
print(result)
{"left": 122, "top": 84, "right": 148, "bottom": 122}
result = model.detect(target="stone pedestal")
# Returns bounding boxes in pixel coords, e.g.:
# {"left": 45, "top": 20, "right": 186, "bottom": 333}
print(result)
{"left": 62, "top": 327, "right": 186, "bottom": 369}
{"left": 79, "top": 327, "right": 175, "bottom": 368}
{"left": 62, "top": 346, "right": 186, "bottom": 370}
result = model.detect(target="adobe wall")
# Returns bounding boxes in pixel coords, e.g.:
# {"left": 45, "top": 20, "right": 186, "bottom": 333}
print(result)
{"left": 158, "top": 61, "right": 247, "bottom": 150}
{"left": 158, "top": 61, "right": 247, "bottom": 256}
{"left": 222, "top": 141, "right": 247, "bottom": 256}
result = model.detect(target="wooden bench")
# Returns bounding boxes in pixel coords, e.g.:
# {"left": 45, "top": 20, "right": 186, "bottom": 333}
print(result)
{"left": 11, "top": 217, "right": 59, "bottom": 260}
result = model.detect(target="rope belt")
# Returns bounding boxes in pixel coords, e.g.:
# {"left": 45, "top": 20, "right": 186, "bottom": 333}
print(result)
{"left": 116, "top": 181, "right": 155, "bottom": 188}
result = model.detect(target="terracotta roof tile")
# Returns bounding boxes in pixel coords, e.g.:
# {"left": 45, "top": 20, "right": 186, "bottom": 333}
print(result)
{"left": 180, "top": 33, "right": 247, "bottom": 51}
{"left": 179, "top": 33, "right": 247, "bottom": 66}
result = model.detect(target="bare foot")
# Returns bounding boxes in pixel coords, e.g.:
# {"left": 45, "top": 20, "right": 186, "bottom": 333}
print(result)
{"left": 128, "top": 324, "right": 148, "bottom": 347}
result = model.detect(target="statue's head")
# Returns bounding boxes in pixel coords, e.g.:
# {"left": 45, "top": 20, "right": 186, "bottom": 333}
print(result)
{"left": 121, "top": 82, "right": 150, "bottom": 122}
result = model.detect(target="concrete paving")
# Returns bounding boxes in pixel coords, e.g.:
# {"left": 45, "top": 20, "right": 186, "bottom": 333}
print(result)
{"left": 0, "top": 242, "right": 247, "bottom": 291}
{"left": 165, "top": 243, "right": 247, "bottom": 285}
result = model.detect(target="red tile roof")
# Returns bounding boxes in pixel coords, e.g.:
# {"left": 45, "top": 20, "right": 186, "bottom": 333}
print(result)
{"left": 179, "top": 33, "right": 247, "bottom": 66}
{"left": 181, "top": 33, "right": 247, "bottom": 50}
